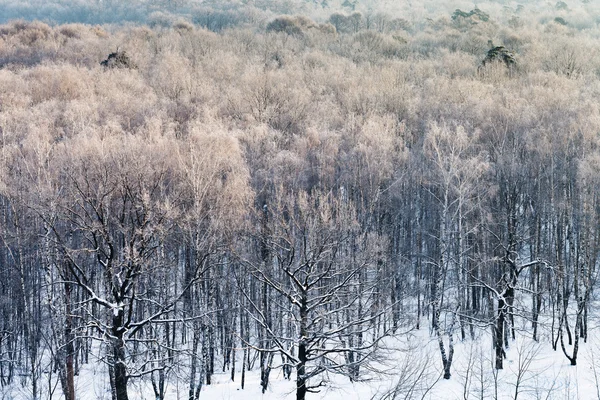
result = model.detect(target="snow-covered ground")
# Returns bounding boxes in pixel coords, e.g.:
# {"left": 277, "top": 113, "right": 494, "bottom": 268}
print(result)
{"left": 2, "top": 319, "right": 599, "bottom": 399}
{"left": 188, "top": 333, "right": 599, "bottom": 400}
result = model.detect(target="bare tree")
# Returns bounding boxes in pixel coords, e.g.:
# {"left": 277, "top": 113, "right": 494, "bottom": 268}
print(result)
{"left": 423, "top": 122, "right": 489, "bottom": 378}
{"left": 377, "top": 345, "right": 441, "bottom": 400}
{"left": 509, "top": 340, "right": 542, "bottom": 400}
{"left": 238, "top": 188, "right": 391, "bottom": 400}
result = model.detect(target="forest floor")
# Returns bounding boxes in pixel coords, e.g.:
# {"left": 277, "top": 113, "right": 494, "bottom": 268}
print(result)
{"left": 0, "top": 327, "right": 596, "bottom": 399}
{"left": 1, "top": 302, "right": 598, "bottom": 400}
{"left": 25, "top": 319, "right": 598, "bottom": 400}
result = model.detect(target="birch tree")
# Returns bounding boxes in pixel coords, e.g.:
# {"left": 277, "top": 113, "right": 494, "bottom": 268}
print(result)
{"left": 423, "top": 122, "right": 489, "bottom": 379}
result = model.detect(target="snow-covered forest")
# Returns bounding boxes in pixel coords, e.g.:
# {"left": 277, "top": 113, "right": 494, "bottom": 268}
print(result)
{"left": 1, "top": 0, "right": 600, "bottom": 399}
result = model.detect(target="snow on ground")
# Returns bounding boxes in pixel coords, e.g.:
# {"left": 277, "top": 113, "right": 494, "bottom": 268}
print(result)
{"left": 192, "top": 324, "right": 600, "bottom": 400}
{"left": 2, "top": 320, "right": 600, "bottom": 399}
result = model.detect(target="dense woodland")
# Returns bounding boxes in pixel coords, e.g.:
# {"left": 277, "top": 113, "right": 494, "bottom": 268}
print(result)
{"left": 1, "top": 0, "right": 600, "bottom": 399}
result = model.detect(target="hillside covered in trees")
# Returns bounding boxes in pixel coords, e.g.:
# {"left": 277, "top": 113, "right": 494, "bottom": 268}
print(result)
{"left": 1, "top": 0, "right": 600, "bottom": 399}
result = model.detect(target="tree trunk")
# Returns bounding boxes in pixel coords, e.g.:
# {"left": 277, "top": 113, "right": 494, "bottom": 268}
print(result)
{"left": 110, "top": 311, "right": 129, "bottom": 400}
{"left": 495, "top": 297, "right": 506, "bottom": 370}
{"left": 296, "top": 342, "right": 307, "bottom": 400}
{"left": 64, "top": 282, "right": 76, "bottom": 400}
{"left": 296, "top": 293, "right": 308, "bottom": 400}
{"left": 189, "top": 323, "right": 199, "bottom": 400}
